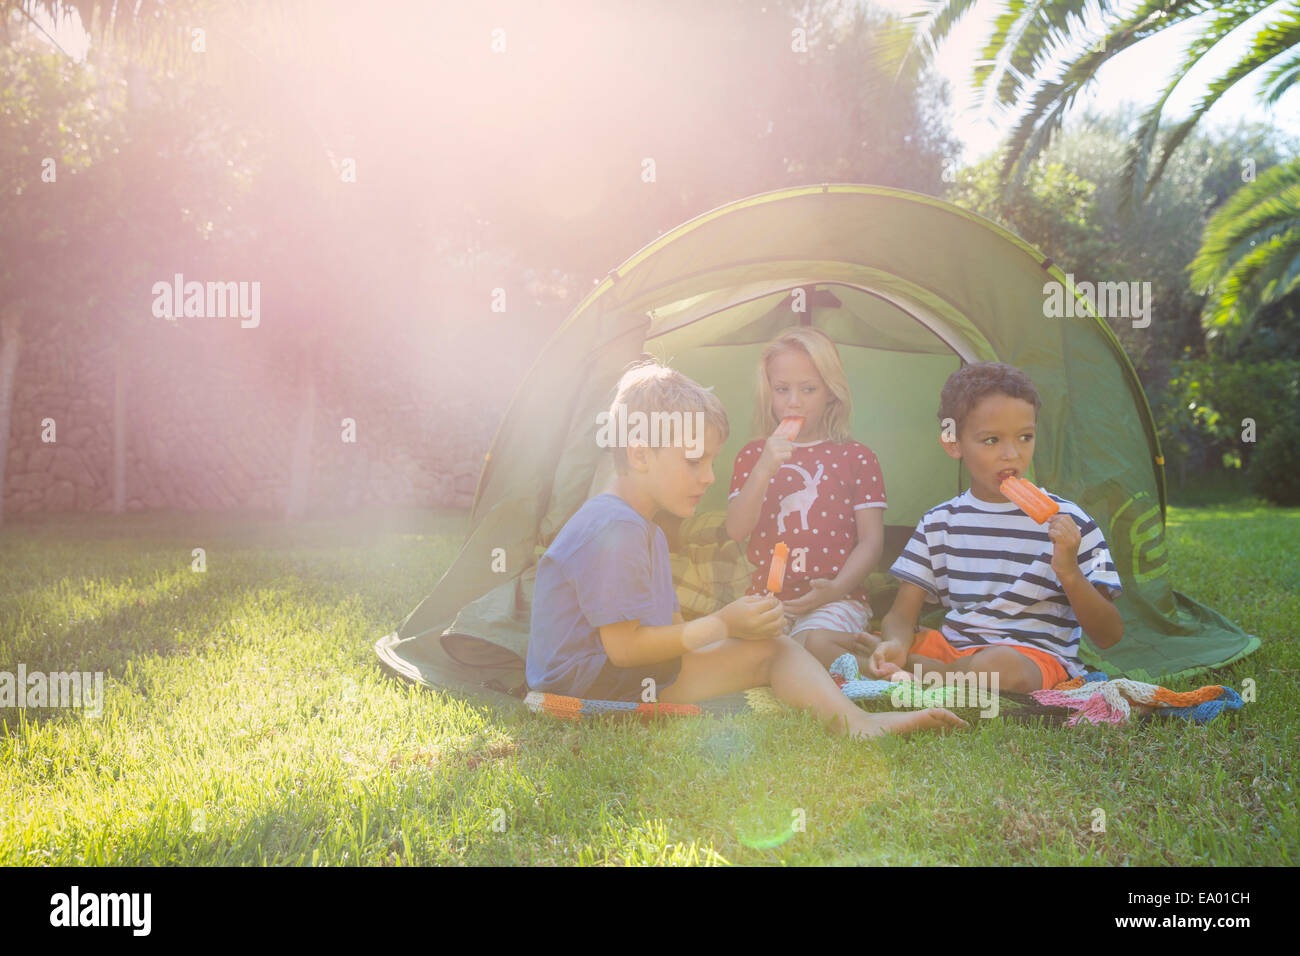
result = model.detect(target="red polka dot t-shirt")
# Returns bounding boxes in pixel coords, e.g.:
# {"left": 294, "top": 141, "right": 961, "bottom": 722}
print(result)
{"left": 728, "top": 439, "right": 887, "bottom": 603}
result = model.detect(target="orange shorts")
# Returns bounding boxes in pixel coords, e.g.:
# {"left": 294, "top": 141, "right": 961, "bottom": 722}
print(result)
{"left": 908, "top": 628, "right": 1068, "bottom": 691}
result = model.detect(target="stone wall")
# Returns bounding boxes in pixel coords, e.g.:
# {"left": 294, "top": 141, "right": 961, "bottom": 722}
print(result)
{"left": 1, "top": 312, "right": 541, "bottom": 516}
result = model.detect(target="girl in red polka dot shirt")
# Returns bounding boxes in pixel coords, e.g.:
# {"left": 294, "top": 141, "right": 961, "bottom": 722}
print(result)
{"left": 725, "top": 326, "right": 887, "bottom": 670}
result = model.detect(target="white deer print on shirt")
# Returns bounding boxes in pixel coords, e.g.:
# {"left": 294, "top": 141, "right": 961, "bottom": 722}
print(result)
{"left": 776, "top": 462, "right": 825, "bottom": 534}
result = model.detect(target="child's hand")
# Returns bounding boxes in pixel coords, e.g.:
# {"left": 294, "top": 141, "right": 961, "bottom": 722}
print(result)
{"left": 756, "top": 432, "right": 794, "bottom": 479}
{"left": 850, "top": 631, "right": 881, "bottom": 657}
{"left": 868, "top": 639, "right": 908, "bottom": 678}
{"left": 717, "top": 594, "right": 785, "bottom": 640}
{"left": 782, "top": 578, "right": 841, "bottom": 616}
{"left": 1047, "top": 513, "right": 1083, "bottom": 581}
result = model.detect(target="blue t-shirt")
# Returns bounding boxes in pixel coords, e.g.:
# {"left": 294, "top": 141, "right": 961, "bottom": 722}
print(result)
{"left": 526, "top": 493, "right": 681, "bottom": 696}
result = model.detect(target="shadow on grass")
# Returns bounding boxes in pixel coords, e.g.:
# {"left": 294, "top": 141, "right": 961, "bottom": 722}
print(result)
{"left": 0, "top": 508, "right": 469, "bottom": 550}
{"left": 1, "top": 505, "right": 470, "bottom": 661}
{"left": 0, "top": 555, "right": 456, "bottom": 742}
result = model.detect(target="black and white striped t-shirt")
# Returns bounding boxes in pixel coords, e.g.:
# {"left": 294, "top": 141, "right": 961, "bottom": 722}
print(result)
{"left": 889, "top": 489, "right": 1122, "bottom": 677}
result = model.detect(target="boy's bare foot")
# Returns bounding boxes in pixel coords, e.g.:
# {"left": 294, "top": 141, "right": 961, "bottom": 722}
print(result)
{"left": 838, "top": 707, "right": 967, "bottom": 738}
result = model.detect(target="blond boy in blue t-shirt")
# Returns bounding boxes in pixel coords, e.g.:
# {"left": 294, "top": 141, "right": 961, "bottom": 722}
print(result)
{"left": 527, "top": 361, "right": 965, "bottom": 738}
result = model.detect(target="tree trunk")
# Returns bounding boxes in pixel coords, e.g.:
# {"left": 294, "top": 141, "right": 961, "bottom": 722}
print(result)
{"left": 113, "top": 339, "right": 127, "bottom": 513}
{"left": 0, "top": 307, "right": 21, "bottom": 528}
{"left": 284, "top": 349, "right": 317, "bottom": 520}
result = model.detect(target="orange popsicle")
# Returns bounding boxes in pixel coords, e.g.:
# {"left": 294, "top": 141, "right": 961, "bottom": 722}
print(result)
{"left": 773, "top": 416, "right": 804, "bottom": 440}
{"left": 1000, "top": 476, "right": 1059, "bottom": 524}
{"left": 766, "top": 541, "right": 789, "bottom": 594}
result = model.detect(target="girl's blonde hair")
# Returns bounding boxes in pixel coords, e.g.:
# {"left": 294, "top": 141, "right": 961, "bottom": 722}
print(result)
{"left": 752, "top": 326, "right": 853, "bottom": 441}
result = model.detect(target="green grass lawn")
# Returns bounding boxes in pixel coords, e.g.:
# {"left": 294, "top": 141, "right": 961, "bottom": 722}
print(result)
{"left": 1, "top": 502, "right": 1296, "bottom": 866}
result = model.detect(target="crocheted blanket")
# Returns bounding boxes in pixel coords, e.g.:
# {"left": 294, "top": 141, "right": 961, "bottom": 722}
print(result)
{"left": 746, "top": 654, "right": 1244, "bottom": 726}
{"left": 1030, "top": 672, "right": 1244, "bottom": 725}
{"left": 523, "top": 691, "right": 703, "bottom": 721}
{"left": 523, "top": 654, "right": 1244, "bottom": 726}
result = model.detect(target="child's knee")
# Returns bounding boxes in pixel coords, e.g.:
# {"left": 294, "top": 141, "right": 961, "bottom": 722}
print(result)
{"left": 755, "top": 635, "right": 797, "bottom": 683}
{"left": 771, "top": 634, "right": 801, "bottom": 654}
{"left": 995, "top": 671, "right": 1038, "bottom": 694}
{"left": 976, "top": 647, "right": 1041, "bottom": 693}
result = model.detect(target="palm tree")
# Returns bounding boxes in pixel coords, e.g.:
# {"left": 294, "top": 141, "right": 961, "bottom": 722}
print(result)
{"left": 2, "top": 1, "right": 213, "bottom": 61}
{"left": 889, "top": 0, "right": 1300, "bottom": 207}
{"left": 1190, "top": 158, "right": 1300, "bottom": 345}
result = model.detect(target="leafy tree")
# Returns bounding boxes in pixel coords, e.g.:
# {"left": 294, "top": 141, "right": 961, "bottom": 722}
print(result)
{"left": 1, "top": 22, "right": 249, "bottom": 518}
{"left": 887, "top": 0, "right": 1300, "bottom": 207}
{"left": 4, "top": 0, "right": 966, "bottom": 518}
{"left": 1190, "top": 158, "right": 1300, "bottom": 353}
{"left": 3, "top": 0, "right": 220, "bottom": 64}
{"left": 0, "top": 41, "right": 114, "bottom": 524}
{"left": 948, "top": 111, "right": 1291, "bottom": 375}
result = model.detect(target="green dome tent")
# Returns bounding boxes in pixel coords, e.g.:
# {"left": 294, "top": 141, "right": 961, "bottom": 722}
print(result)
{"left": 376, "top": 184, "right": 1258, "bottom": 699}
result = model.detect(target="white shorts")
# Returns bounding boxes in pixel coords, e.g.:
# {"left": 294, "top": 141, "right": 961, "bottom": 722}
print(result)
{"left": 787, "top": 598, "right": 870, "bottom": 639}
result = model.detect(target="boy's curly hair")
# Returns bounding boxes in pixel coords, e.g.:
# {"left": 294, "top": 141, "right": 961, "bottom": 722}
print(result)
{"left": 939, "top": 362, "right": 1041, "bottom": 437}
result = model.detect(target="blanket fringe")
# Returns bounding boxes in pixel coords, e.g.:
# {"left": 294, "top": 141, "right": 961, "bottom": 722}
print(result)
{"left": 1031, "top": 672, "right": 1243, "bottom": 726}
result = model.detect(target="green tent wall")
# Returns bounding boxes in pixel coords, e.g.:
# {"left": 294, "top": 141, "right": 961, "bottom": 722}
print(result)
{"left": 375, "top": 185, "right": 1259, "bottom": 698}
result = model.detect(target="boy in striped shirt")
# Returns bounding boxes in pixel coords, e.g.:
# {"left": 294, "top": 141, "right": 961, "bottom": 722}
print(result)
{"left": 869, "top": 363, "right": 1124, "bottom": 692}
